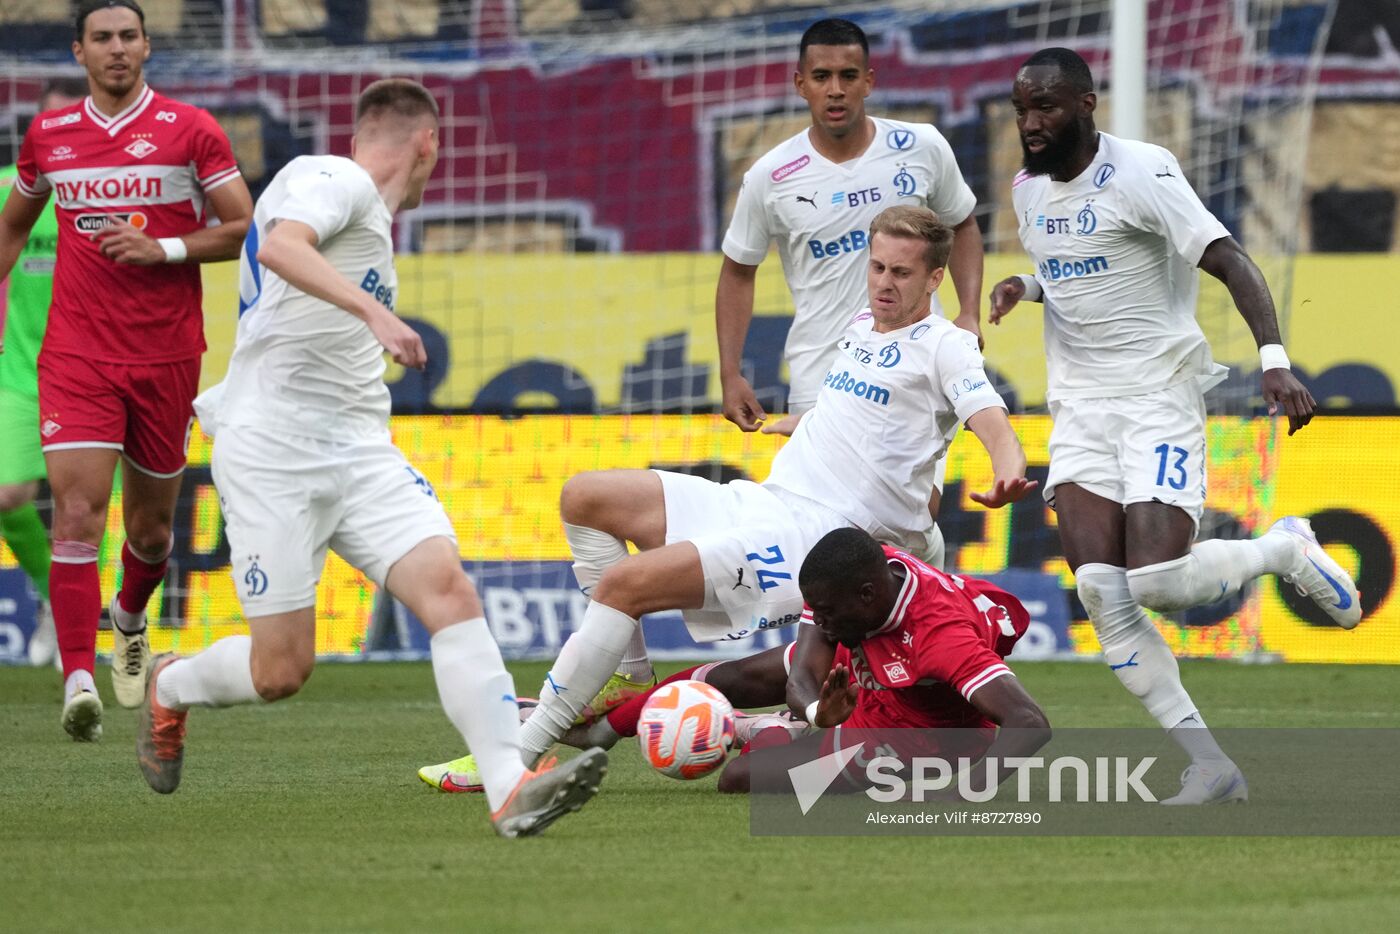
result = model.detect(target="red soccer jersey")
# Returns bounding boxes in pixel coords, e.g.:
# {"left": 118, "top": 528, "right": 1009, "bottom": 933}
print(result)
{"left": 804, "top": 546, "right": 1030, "bottom": 730}
{"left": 15, "top": 86, "right": 240, "bottom": 363}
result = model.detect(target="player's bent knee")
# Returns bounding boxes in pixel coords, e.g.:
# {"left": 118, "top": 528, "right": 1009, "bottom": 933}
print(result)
{"left": 417, "top": 570, "right": 484, "bottom": 632}
{"left": 253, "top": 661, "right": 313, "bottom": 702}
{"left": 0, "top": 483, "right": 37, "bottom": 512}
{"left": 559, "top": 472, "right": 610, "bottom": 526}
{"left": 590, "top": 560, "right": 654, "bottom": 617}
{"left": 1125, "top": 557, "right": 1193, "bottom": 613}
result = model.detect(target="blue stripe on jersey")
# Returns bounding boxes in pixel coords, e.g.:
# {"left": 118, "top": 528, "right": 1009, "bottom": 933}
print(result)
{"left": 237, "top": 220, "right": 262, "bottom": 318}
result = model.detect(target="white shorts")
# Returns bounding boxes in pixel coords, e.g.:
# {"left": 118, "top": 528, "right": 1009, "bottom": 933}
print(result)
{"left": 1044, "top": 381, "right": 1208, "bottom": 525}
{"left": 656, "top": 469, "right": 850, "bottom": 643}
{"left": 213, "top": 425, "right": 457, "bottom": 617}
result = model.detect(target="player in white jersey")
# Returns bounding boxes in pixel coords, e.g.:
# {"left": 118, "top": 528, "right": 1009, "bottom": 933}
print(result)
{"left": 719, "top": 18, "right": 983, "bottom": 434}
{"left": 570, "top": 17, "right": 986, "bottom": 724}
{"left": 989, "top": 49, "right": 1362, "bottom": 805}
{"left": 133, "top": 80, "right": 605, "bottom": 838}
{"left": 455, "top": 205, "right": 1033, "bottom": 778}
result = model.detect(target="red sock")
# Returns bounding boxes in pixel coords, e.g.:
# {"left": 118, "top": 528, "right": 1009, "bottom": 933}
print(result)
{"left": 607, "top": 664, "right": 702, "bottom": 738}
{"left": 51, "top": 542, "right": 101, "bottom": 678}
{"left": 116, "top": 540, "right": 169, "bottom": 619}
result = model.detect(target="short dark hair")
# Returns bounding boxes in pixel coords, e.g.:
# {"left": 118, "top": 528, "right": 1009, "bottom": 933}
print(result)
{"left": 799, "top": 527, "right": 887, "bottom": 593}
{"left": 1020, "top": 47, "right": 1095, "bottom": 95}
{"left": 41, "top": 77, "right": 89, "bottom": 105}
{"left": 355, "top": 79, "right": 440, "bottom": 129}
{"left": 799, "top": 18, "right": 869, "bottom": 65}
{"left": 75, "top": 0, "right": 146, "bottom": 41}
{"left": 870, "top": 205, "right": 956, "bottom": 272}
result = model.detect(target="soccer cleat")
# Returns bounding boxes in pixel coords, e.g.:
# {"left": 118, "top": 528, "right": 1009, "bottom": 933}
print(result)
{"left": 417, "top": 698, "right": 540, "bottom": 793}
{"left": 1160, "top": 762, "right": 1248, "bottom": 806}
{"left": 491, "top": 748, "right": 608, "bottom": 838}
{"left": 1272, "top": 516, "right": 1362, "bottom": 629}
{"left": 419, "top": 754, "right": 483, "bottom": 794}
{"left": 576, "top": 671, "right": 658, "bottom": 725}
{"left": 136, "top": 654, "right": 188, "bottom": 794}
{"left": 28, "top": 600, "right": 57, "bottom": 668}
{"left": 61, "top": 689, "right": 103, "bottom": 742}
{"left": 110, "top": 598, "right": 151, "bottom": 708}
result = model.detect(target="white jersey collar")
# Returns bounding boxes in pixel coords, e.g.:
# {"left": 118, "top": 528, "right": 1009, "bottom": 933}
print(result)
{"left": 871, "top": 557, "right": 918, "bottom": 636}
{"left": 84, "top": 84, "right": 154, "bottom": 137}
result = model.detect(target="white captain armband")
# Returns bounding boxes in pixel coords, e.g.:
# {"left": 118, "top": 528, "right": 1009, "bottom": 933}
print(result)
{"left": 1016, "top": 274, "right": 1043, "bottom": 302}
{"left": 1258, "top": 344, "right": 1290, "bottom": 372}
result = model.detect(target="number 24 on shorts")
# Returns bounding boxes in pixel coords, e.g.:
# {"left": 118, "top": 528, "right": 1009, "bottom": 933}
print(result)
{"left": 1153, "top": 443, "right": 1190, "bottom": 490}
{"left": 745, "top": 545, "right": 792, "bottom": 592}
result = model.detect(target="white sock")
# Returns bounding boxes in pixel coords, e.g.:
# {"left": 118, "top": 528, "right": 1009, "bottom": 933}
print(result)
{"left": 157, "top": 636, "right": 261, "bottom": 710}
{"left": 1076, "top": 563, "right": 1199, "bottom": 729}
{"left": 520, "top": 601, "right": 638, "bottom": 762}
{"left": 431, "top": 619, "right": 529, "bottom": 812}
{"left": 565, "top": 522, "right": 652, "bottom": 681}
{"left": 110, "top": 599, "right": 147, "bottom": 636}
{"left": 691, "top": 662, "right": 720, "bottom": 682}
{"left": 64, "top": 669, "right": 96, "bottom": 701}
{"left": 1126, "top": 535, "right": 1293, "bottom": 613}
{"left": 1169, "top": 712, "right": 1232, "bottom": 768}
{"left": 564, "top": 522, "right": 629, "bottom": 597}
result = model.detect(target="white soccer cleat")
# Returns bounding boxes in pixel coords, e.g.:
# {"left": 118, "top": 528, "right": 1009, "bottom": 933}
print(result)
{"left": 61, "top": 689, "right": 104, "bottom": 743}
{"left": 28, "top": 600, "right": 57, "bottom": 668}
{"left": 491, "top": 747, "right": 608, "bottom": 838}
{"left": 1271, "top": 516, "right": 1362, "bottom": 629}
{"left": 109, "top": 598, "right": 151, "bottom": 709}
{"left": 1160, "top": 762, "right": 1248, "bottom": 806}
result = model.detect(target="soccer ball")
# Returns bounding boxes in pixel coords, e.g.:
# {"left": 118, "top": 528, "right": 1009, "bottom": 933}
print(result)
{"left": 637, "top": 680, "right": 736, "bottom": 780}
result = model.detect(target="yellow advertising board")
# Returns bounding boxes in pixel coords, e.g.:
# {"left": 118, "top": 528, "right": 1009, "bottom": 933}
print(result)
{"left": 4, "top": 414, "right": 1391, "bottom": 664}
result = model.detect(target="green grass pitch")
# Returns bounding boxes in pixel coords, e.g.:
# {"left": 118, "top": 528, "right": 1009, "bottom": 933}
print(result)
{"left": 4, "top": 660, "right": 1399, "bottom": 933}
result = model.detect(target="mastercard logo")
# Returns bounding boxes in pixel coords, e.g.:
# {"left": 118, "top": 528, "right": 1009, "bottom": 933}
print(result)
{"left": 74, "top": 211, "right": 149, "bottom": 232}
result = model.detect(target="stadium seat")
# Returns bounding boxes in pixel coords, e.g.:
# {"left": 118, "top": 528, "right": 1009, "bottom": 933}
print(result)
{"left": 521, "top": 0, "right": 582, "bottom": 34}
{"left": 141, "top": 0, "right": 186, "bottom": 35}
{"left": 368, "top": 0, "right": 440, "bottom": 41}
{"left": 260, "top": 0, "right": 329, "bottom": 36}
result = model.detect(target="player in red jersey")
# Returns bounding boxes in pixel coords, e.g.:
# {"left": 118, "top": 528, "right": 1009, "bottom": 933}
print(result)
{"left": 0, "top": 0, "right": 253, "bottom": 741}
{"left": 725, "top": 526, "right": 1051, "bottom": 793}
{"left": 422, "top": 528, "right": 1050, "bottom": 796}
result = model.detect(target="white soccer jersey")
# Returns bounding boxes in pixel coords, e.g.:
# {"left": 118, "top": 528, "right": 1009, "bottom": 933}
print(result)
{"left": 197, "top": 155, "right": 397, "bottom": 440}
{"left": 764, "top": 312, "right": 1005, "bottom": 549}
{"left": 723, "top": 117, "right": 977, "bottom": 407}
{"left": 1012, "top": 132, "right": 1231, "bottom": 401}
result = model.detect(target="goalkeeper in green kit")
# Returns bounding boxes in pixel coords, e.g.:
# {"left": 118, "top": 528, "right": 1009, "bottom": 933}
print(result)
{"left": 0, "top": 79, "right": 86, "bottom": 666}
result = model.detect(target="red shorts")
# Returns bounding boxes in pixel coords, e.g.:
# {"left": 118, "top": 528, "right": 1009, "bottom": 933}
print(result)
{"left": 38, "top": 350, "right": 200, "bottom": 477}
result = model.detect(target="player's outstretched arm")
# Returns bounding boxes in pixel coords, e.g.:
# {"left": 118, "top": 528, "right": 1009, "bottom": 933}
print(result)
{"left": 987, "top": 273, "right": 1040, "bottom": 325}
{"left": 811, "top": 663, "right": 859, "bottom": 728}
{"left": 1198, "top": 236, "right": 1316, "bottom": 435}
{"left": 715, "top": 256, "right": 767, "bottom": 431}
{"left": 94, "top": 178, "right": 253, "bottom": 266}
{"left": 258, "top": 219, "right": 425, "bottom": 370}
{"left": 786, "top": 623, "right": 837, "bottom": 724}
{"left": 948, "top": 215, "right": 985, "bottom": 347}
{"left": 965, "top": 407, "right": 1038, "bottom": 508}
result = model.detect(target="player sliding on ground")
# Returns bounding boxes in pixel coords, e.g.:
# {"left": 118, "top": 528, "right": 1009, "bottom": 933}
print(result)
{"left": 419, "top": 204, "right": 1036, "bottom": 791}
{"left": 990, "top": 48, "right": 1363, "bottom": 804}
{"left": 504, "top": 527, "right": 1053, "bottom": 797}
{"left": 135, "top": 79, "right": 606, "bottom": 838}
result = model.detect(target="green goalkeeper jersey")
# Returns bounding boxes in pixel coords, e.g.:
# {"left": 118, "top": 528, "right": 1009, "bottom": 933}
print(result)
{"left": 0, "top": 163, "right": 58, "bottom": 397}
